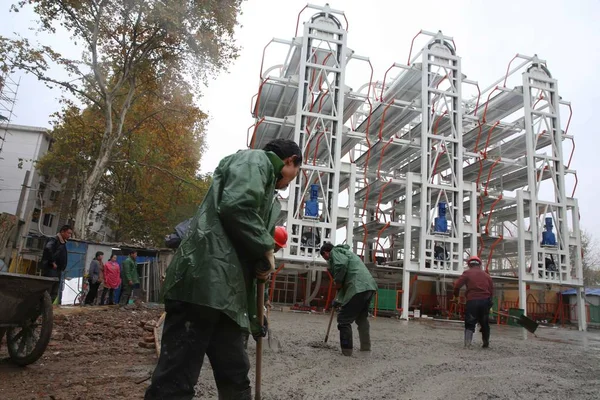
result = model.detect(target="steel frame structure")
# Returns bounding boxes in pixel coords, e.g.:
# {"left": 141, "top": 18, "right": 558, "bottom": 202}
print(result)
{"left": 249, "top": 5, "right": 586, "bottom": 330}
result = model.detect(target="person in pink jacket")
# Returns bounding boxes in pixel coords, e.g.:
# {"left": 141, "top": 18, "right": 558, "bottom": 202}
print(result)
{"left": 100, "top": 254, "right": 122, "bottom": 305}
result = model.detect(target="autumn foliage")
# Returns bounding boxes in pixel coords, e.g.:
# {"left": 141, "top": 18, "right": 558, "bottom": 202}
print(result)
{"left": 38, "top": 74, "right": 210, "bottom": 246}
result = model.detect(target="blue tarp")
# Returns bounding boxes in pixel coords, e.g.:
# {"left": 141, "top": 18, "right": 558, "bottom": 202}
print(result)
{"left": 561, "top": 288, "right": 600, "bottom": 296}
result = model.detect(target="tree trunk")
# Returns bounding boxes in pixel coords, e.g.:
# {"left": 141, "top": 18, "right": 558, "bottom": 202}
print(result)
{"left": 73, "top": 146, "right": 114, "bottom": 239}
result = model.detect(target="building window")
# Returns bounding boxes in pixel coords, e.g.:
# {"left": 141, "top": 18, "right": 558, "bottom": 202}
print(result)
{"left": 38, "top": 183, "right": 46, "bottom": 198}
{"left": 43, "top": 213, "right": 54, "bottom": 227}
{"left": 32, "top": 208, "right": 41, "bottom": 223}
{"left": 49, "top": 190, "right": 60, "bottom": 202}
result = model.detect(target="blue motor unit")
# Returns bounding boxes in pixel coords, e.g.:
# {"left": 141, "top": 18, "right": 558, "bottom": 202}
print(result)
{"left": 434, "top": 202, "right": 448, "bottom": 233}
{"left": 541, "top": 217, "right": 557, "bottom": 246}
{"left": 304, "top": 184, "right": 319, "bottom": 218}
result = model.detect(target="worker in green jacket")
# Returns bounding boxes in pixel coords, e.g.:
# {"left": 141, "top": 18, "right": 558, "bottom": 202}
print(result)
{"left": 145, "top": 139, "right": 302, "bottom": 400}
{"left": 320, "top": 243, "right": 378, "bottom": 357}
{"left": 119, "top": 250, "right": 139, "bottom": 306}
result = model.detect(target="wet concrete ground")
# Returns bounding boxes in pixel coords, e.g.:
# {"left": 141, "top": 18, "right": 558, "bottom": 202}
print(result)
{"left": 1, "top": 307, "right": 599, "bottom": 399}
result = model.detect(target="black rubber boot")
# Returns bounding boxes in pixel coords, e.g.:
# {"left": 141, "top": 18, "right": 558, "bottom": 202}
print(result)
{"left": 218, "top": 387, "right": 252, "bottom": 400}
{"left": 482, "top": 330, "right": 490, "bottom": 348}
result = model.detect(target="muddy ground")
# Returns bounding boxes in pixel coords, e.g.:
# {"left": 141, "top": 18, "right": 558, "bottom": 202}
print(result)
{"left": 1, "top": 307, "right": 600, "bottom": 399}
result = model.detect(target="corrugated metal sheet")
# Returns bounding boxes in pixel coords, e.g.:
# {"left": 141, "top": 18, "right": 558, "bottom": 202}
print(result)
{"left": 561, "top": 288, "right": 600, "bottom": 297}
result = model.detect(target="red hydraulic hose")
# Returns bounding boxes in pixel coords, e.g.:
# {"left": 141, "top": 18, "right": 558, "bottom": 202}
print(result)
{"left": 502, "top": 54, "right": 519, "bottom": 87}
{"left": 482, "top": 121, "right": 500, "bottom": 157}
{"left": 485, "top": 195, "right": 503, "bottom": 236}
{"left": 377, "top": 100, "right": 395, "bottom": 140}
{"left": 294, "top": 5, "right": 309, "bottom": 37}
{"left": 376, "top": 138, "right": 395, "bottom": 179}
{"left": 486, "top": 235, "right": 504, "bottom": 273}
{"left": 248, "top": 117, "right": 266, "bottom": 149}
{"left": 373, "top": 222, "right": 390, "bottom": 263}
{"left": 483, "top": 158, "right": 502, "bottom": 196}
{"left": 475, "top": 157, "right": 485, "bottom": 190}
{"left": 407, "top": 30, "right": 423, "bottom": 66}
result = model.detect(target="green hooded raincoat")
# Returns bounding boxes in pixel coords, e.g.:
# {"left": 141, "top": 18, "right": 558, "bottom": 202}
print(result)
{"left": 327, "top": 244, "right": 378, "bottom": 305}
{"left": 161, "top": 150, "right": 283, "bottom": 335}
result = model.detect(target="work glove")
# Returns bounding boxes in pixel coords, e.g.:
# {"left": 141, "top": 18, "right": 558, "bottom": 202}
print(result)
{"left": 252, "top": 316, "right": 269, "bottom": 341}
{"left": 451, "top": 295, "right": 459, "bottom": 304}
{"left": 331, "top": 299, "right": 342, "bottom": 309}
{"left": 256, "top": 249, "right": 275, "bottom": 281}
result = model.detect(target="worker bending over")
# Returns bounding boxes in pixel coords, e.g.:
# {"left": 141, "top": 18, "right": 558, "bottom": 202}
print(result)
{"left": 453, "top": 256, "right": 494, "bottom": 348}
{"left": 320, "top": 243, "right": 378, "bottom": 357}
{"left": 145, "top": 139, "right": 301, "bottom": 400}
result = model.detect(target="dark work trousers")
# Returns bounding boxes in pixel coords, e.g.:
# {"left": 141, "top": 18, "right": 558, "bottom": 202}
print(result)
{"left": 465, "top": 298, "right": 492, "bottom": 342}
{"left": 41, "top": 267, "right": 62, "bottom": 303}
{"left": 337, "top": 290, "right": 375, "bottom": 350}
{"left": 100, "top": 287, "right": 115, "bottom": 305}
{"left": 145, "top": 300, "right": 251, "bottom": 400}
{"left": 85, "top": 280, "right": 100, "bottom": 305}
{"left": 119, "top": 284, "right": 133, "bottom": 306}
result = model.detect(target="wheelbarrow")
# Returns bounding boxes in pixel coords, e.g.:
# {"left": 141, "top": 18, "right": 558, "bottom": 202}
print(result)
{"left": 0, "top": 272, "right": 57, "bottom": 366}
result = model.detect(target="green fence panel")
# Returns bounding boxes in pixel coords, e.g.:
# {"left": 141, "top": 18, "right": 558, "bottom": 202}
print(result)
{"left": 369, "top": 288, "right": 398, "bottom": 311}
{"left": 589, "top": 304, "right": 600, "bottom": 324}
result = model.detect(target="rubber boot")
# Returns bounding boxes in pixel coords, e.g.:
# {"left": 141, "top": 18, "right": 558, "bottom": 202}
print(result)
{"left": 464, "top": 329, "right": 473, "bottom": 348}
{"left": 218, "top": 387, "right": 252, "bottom": 400}
{"left": 357, "top": 323, "right": 371, "bottom": 351}
{"left": 482, "top": 329, "right": 490, "bottom": 348}
{"left": 342, "top": 348, "right": 353, "bottom": 357}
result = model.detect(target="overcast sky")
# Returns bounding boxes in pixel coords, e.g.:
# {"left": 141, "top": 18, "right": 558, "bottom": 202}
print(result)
{"left": 1, "top": 0, "right": 599, "bottom": 241}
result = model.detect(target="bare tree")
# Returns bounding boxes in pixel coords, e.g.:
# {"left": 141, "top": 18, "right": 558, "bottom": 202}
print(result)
{"left": 0, "top": 0, "right": 242, "bottom": 238}
{"left": 581, "top": 230, "right": 600, "bottom": 287}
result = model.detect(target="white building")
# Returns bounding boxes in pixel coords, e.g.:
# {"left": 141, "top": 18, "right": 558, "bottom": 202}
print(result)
{"left": 0, "top": 123, "right": 52, "bottom": 220}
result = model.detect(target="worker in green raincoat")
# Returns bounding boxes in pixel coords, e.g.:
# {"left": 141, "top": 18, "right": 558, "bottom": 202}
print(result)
{"left": 145, "top": 139, "right": 301, "bottom": 400}
{"left": 320, "top": 242, "right": 378, "bottom": 357}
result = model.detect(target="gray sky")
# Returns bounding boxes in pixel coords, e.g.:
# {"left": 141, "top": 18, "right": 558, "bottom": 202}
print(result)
{"left": 1, "top": 0, "right": 599, "bottom": 240}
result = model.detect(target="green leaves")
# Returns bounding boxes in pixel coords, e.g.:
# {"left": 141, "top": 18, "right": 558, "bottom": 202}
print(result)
{"left": 3, "top": 0, "right": 242, "bottom": 238}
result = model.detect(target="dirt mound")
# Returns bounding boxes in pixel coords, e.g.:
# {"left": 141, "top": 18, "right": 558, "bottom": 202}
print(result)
{"left": 0, "top": 305, "right": 163, "bottom": 400}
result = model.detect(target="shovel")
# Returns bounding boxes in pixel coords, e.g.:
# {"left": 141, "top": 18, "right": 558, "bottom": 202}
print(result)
{"left": 265, "top": 302, "right": 281, "bottom": 351}
{"left": 324, "top": 307, "right": 336, "bottom": 343}
{"left": 491, "top": 310, "right": 539, "bottom": 334}
{"left": 256, "top": 281, "right": 265, "bottom": 400}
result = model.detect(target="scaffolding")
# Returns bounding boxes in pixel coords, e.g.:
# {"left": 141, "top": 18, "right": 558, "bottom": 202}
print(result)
{"left": 0, "top": 73, "right": 20, "bottom": 158}
{"left": 250, "top": 4, "right": 586, "bottom": 331}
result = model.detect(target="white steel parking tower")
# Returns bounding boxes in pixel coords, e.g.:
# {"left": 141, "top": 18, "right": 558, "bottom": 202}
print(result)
{"left": 250, "top": 4, "right": 586, "bottom": 330}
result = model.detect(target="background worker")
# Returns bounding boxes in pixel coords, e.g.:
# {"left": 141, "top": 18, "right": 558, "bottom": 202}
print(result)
{"left": 119, "top": 250, "right": 139, "bottom": 306}
{"left": 40, "top": 224, "right": 73, "bottom": 303}
{"left": 84, "top": 251, "right": 103, "bottom": 305}
{"left": 145, "top": 139, "right": 301, "bottom": 400}
{"left": 100, "top": 254, "right": 121, "bottom": 305}
{"left": 320, "top": 242, "right": 378, "bottom": 357}
{"left": 453, "top": 255, "right": 494, "bottom": 348}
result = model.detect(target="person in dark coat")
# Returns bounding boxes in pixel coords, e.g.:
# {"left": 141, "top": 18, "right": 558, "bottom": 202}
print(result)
{"left": 453, "top": 255, "right": 494, "bottom": 348}
{"left": 40, "top": 225, "right": 73, "bottom": 303}
{"left": 84, "top": 251, "right": 103, "bottom": 305}
{"left": 145, "top": 139, "right": 301, "bottom": 400}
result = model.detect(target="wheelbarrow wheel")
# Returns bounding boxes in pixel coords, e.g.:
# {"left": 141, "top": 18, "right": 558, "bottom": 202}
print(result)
{"left": 7, "top": 291, "right": 54, "bottom": 366}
